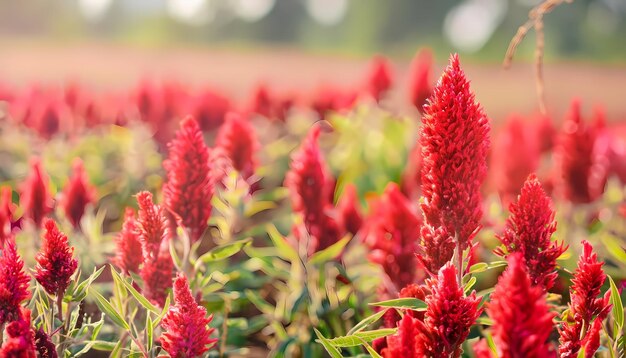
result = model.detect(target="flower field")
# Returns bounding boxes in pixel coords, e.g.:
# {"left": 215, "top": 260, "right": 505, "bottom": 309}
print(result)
{"left": 0, "top": 46, "right": 624, "bottom": 358}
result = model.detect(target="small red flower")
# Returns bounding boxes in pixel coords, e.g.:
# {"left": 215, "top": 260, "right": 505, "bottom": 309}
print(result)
{"left": 188, "top": 88, "right": 231, "bottom": 132}
{"left": 0, "top": 186, "right": 17, "bottom": 246}
{"left": 336, "top": 184, "right": 363, "bottom": 237}
{"left": 61, "top": 159, "right": 96, "bottom": 228}
{"left": 34, "top": 328, "right": 57, "bottom": 358}
{"left": 19, "top": 158, "right": 54, "bottom": 227}
{"left": 161, "top": 274, "right": 217, "bottom": 357}
{"left": 140, "top": 243, "right": 173, "bottom": 307}
{"left": 487, "top": 253, "right": 556, "bottom": 357}
{"left": 34, "top": 219, "right": 78, "bottom": 297}
{"left": 111, "top": 208, "right": 143, "bottom": 275}
{"left": 0, "top": 237, "right": 31, "bottom": 325}
{"left": 381, "top": 314, "right": 420, "bottom": 358}
{"left": 366, "top": 55, "right": 394, "bottom": 103}
{"left": 136, "top": 191, "right": 169, "bottom": 258}
{"left": 215, "top": 112, "right": 259, "bottom": 181}
{"left": 0, "top": 308, "right": 36, "bottom": 358}
{"left": 408, "top": 48, "right": 433, "bottom": 114}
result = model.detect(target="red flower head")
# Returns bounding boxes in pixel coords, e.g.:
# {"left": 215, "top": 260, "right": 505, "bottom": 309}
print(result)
{"left": 188, "top": 88, "right": 231, "bottom": 132}
{"left": 136, "top": 191, "right": 169, "bottom": 258}
{"left": 0, "top": 186, "right": 17, "bottom": 246}
{"left": 555, "top": 99, "right": 609, "bottom": 204}
{"left": 420, "top": 54, "right": 490, "bottom": 252}
{"left": 381, "top": 314, "right": 420, "bottom": 358}
{"left": 0, "top": 308, "right": 35, "bottom": 358}
{"left": 495, "top": 174, "right": 567, "bottom": 290}
{"left": 558, "top": 241, "right": 611, "bottom": 358}
{"left": 34, "top": 328, "right": 57, "bottom": 358}
{"left": 285, "top": 124, "right": 340, "bottom": 253}
{"left": 0, "top": 237, "right": 31, "bottom": 325}
{"left": 473, "top": 339, "right": 493, "bottom": 358}
{"left": 34, "top": 219, "right": 78, "bottom": 297}
{"left": 408, "top": 48, "right": 433, "bottom": 114}
{"left": 365, "top": 183, "right": 422, "bottom": 294}
{"left": 163, "top": 117, "right": 213, "bottom": 242}
{"left": 310, "top": 85, "right": 358, "bottom": 119}
{"left": 487, "top": 253, "right": 556, "bottom": 357}
{"left": 111, "top": 208, "right": 143, "bottom": 275}
{"left": 416, "top": 262, "right": 482, "bottom": 357}
{"left": 336, "top": 184, "right": 363, "bottom": 237}
{"left": 61, "top": 159, "right": 96, "bottom": 228}
{"left": 492, "top": 115, "right": 540, "bottom": 205}
{"left": 534, "top": 113, "right": 556, "bottom": 153}
{"left": 366, "top": 55, "right": 394, "bottom": 103}
{"left": 160, "top": 274, "right": 217, "bottom": 357}
{"left": 215, "top": 112, "right": 259, "bottom": 181}
{"left": 140, "top": 242, "right": 173, "bottom": 307}
{"left": 19, "top": 158, "right": 54, "bottom": 227}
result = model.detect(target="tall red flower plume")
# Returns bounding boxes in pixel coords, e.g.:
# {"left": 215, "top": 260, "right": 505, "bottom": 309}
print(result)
{"left": 408, "top": 48, "right": 433, "bottom": 114}
{"left": 0, "top": 186, "right": 17, "bottom": 246}
{"left": 0, "top": 308, "right": 36, "bottom": 357}
{"left": 0, "top": 237, "right": 31, "bottom": 325}
{"left": 215, "top": 112, "right": 259, "bottom": 181}
{"left": 558, "top": 241, "right": 611, "bottom": 358}
{"left": 285, "top": 124, "right": 340, "bottom": 253}
{"left": 365, "top": 183, "right": 422, "bottom": 294}
{"left": 495, "top": 174, "right": 567, "bottom": 290}
{"left": 366, "top": 55, "right": 394, "bottom": 103}
{"left": 487, "top": 253, "right": 556, "bottom": 357}
{"left": 34, "top": 219, "right": 78, "bottom": 297}
{"left": 555, "top": 99, "right": 608, "bottom": 204}
{"left": 381, "top": 314, "right": 420, "bottom": 358}
{"left": 136, "top": 191, "right": 169, "bottom": 258}
{"left": 111, "top": 208, "right": 143, "bottom": 275}
{"left": 310, "top": 85, "right": 358, "bottom": 119}
{"left": 160, "top": 274, "right": 217, "bottom": 357}
{"left": 61, "top": 159, "right": 96, "bottom": 228}
{"left": 163, "top": 117, "right": 213, "bottom": 242}
{"left": 415, "top": 262, "right": 482, "bottom": 357}
{"left": 19, "top": 158, "right": 54, "bottom": 227}
{"left": 140, "top": 243, "right": 173, "bottom": 307}
{"left": 336, "top": 184, "right": 363, "bottom": 237}
{"left": 34, "top": 328, "right": 57, "bottom": 358}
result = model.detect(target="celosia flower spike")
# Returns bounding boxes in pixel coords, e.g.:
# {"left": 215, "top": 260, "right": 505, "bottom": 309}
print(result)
{"left": 19, "top": 158, "right": 53, "bottom": 227}
{"left": 215, "top": 112, "right": 259, "bottom": 181}
{"left": 34, "top": 328, "right": 57, "bottom": 358}
{"left": 161, "top": 273, "right": 217, "bottom": 357}
{"left": 34, "top": 219, "right": 78, "bottom": 297}
{"left": 140, "top": 242, "right": 173, "bottom": 307}
{"left": 336, "top": 184, "right": 363, "bottom": 237}
{"left": 136, "top": 191, "right": 168, "bottom": 258}
{"left": 408, "top": 48, "right": 433, "bottom": 114}
{"left": 0, "top": 237, "right": 31, "bottom": 325}
{"left": 0, "top": 186, "right": 16, "bottom": 246}
{"left": 0, "top": 308, "right": 36, "bottom": 357}
{"left": 495, "top": 174, "right": 567, "bottom": 290}
{"left": 487, "top": 253, "right": 556, "bottom": 357}
{"left": 111, "top": 208, "right": 143, "bottom": 275}
{"left": 163, "top": 117, "right": 212, "bottom": 242}
{"left": 381, "top": 314, "right": 420, "bottom": 358}
{"left": 367, "top": 55, "right": 394, "bottom": 103}
{"left": 61, "top": 159, "right": 96, "bottom": 228}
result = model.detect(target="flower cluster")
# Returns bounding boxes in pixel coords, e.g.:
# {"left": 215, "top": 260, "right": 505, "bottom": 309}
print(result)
{"left": 366, "top": 55, "right": 394, "bottom": 103}
{"left": 34, "top": 219, "right": 78, "bottom": 297}
{"left": 0, "top": 237, "right": 31, "bottom": 325}
{"left": 60, "top": 159, "right": 96, "bottom": 228}
{"left": 111, "top": 208, "right": 143, "bottom": 275}
{"left": 408, "top": 48, "right": 433, "bottom": 114}
{"left": 215, "top": 112, "right": 259, "bottom": 182}
{"left": 19, "top": 158, "right": 53, "bottom": 227}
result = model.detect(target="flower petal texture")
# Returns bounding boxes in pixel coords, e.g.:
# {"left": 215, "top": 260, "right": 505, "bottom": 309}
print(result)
{"left": 61, "top": 159, "right": 96, "bottom": 228}
{"left": 34, "top": 219, "right": 78, "bottom": 297}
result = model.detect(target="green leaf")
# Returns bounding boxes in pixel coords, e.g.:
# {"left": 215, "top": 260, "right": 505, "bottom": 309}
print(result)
{"left": 347, "top": 309, "right": 389, "bottom": 335}
{"left": 464, "top": 276, "right": 477, "bottom": 294}
{"left": 245, "top": 289, "right": 275, "bottom": 316}
{"left": 314, "top": 328, "right": 343, "bottom": 358}
{"left": 68, "top": 266, "right": 106, "bottom": 302}
{"left": 308, "top": 236, "right": 351, "bottom": 265}
{"left": 359, "top": 338, "right": 383, "bottom": 358}
{"left": 169, "top": 238, "right": 183, "bottom": 270}
{"left": 266, "top": 224, "right": 298, "bottom": 262}
{"left": 476, "top": 317, "right": 494, "bottom": 326}
{"left": 603, "top": 235, "right": 626, "bottom": 265}
{"left": 608, "top": 275, "right": 624, "bottom": 332}
{"left": 327, "top": 329, "right": 397, "bottom": 347}
{"left": 194, "top": 238, "right": 252, "bottom": 269}
{"left": 146, "top": 315, "right": 154, "bottom": 351}
{"left": 88, "top": 288, "right": 130, "bottom": 330}
{"left": 244, "top": 200, "right": 276, "bottom": 217}
{"left": 369, "top": 297, "right": 427, "bottom": 311}
{"left": 468, "top": 262, "right": 488, "bottom": 274}
{"left": 110, "top": 267, "right": 160, "bottom": 314}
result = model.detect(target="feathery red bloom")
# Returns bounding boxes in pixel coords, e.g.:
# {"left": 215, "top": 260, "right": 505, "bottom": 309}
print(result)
{"left": 310, "top": 85, "right": 358, "bottom": 119}
{"left": 408, "top": 48, "right": 433, "bottom": 114}
{"left": 215, "top": 113, "right": 259, "bottom": 181}
{"left": 336, "top": 184, "right": 363, "bottom": 237}
{"left": 163, "top": 117, "right": 213, "bottom": 242}
{"left": 381, "top": 314, "right": 420, "bottom": 358}
{"left": 487, "top": 253, "right": 556, "bottom": 358}
{"left": 558, "top": 241, "right": 611, "bottom": 358}
{"left": 0, "top": 308, "right": 35, "bottom": 358}
{"left": 415, "top": 262, "right": 482, "bottom": 357}
{"left": 111, "top": 208, "right": 143, "bottom": 275}
{"left": 140, "top": 242, "right": 173, "bottom": 307}
{"left": 420, "top": 54, "right": 490, "bottom": 252}
{"left": 19, "top": 158, "right": 54, "bottom": 227}
{"left": 495, "top": 174, "right": 567, "bottom": 290}
{"left": 136, "top": 191, "right": 169, "bottom": 258}
{"left": 555, "top": 99, "right": 608, "bottom": 203}
{"left": 161, "top": 274, "right": 217, "bottom": 357}
{"left": 34, "top": 328, "right": 57, "bottom": 358}
{"left": 0, "top": 237, "right": 31, "bottom": 325}
{"left": 285, "top": 124, "right": 340, "bottom": 253}
{"left": 366, "top": 55, "right": 394, "bottom": 103}
{"left": 0, "top": 186, "right": 16, "bottom": 246}
{"left": 188, "top": 88, "right": 231, "bottom": 132}
{"left": 381, "top": 283, "right": 427, "bottom": 329}
{"left": 365, "top": 183, "right": 422, "bottom": 294}
{"left": 61, "top": 159, "right": 96, "bottom": 228}
{"left": 416, "top": 222, "right": 455, "bottom": 275}
{"left": 34, "top": 219, "right": 78, "bottom": 297}
{"left": 534, "top": 113, "right": 556, "bottom": 153}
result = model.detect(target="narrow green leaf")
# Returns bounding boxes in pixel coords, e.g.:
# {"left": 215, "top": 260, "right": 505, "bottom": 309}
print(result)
{"left": 146, "top": 315, "right": 154, "bottom": 351}
{"left": 608, "top": 275, "right": 624, "bottom": 332}
{"left": 476, "top": 317, "right": 494, "bottom": 326}
{"left": 111, "top": 268, "right": 160, "bottom": 314}
{"left": 314, "top": 328, "right": 343, "bottom": 358}
{"left": 468, "top": 262, "right": 488, "bottom": 275}
{"left": 245, "top": 289, "right": 275, "bottom": 316}
{"left": 347, "top": 309, "right": 389, "bottom": 335}
{"left": 603, "top": 235, "right": 626, "bottom": 264}
{"left": 464, "top": 276, "right": 477, "bottom": 294}
{"left": 369, "top": 298, "right": 427, "bottom": 311}
{"left": 359, "top": 338, "right": 383, "bottom": 358}
{"left": 266, "top": 224, "right": 298, "bottom": 261}
{"left": 309, "top": 236, "right": 351, "bottom": 265}
{"left": 169, "top": 238, "right": 183, "bottom": 270}
{"left": 244, "top": 200, "right": 276, "bottom": 217}
{"left": 327, "top": 329, "right": 397, "bottom": 347}
{"left": 194, "top": 238, "right": 252, "bottom": 269}
{"left": 88, "top": 289, "right": 130, "bottom": 330}
{"left": 68, "top": 266, "right": 105, "bottom": 302}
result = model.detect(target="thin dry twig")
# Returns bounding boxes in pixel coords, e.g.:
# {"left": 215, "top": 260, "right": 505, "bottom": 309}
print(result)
{"left": 503, "top": 0, "right": 574, "bottom": 115}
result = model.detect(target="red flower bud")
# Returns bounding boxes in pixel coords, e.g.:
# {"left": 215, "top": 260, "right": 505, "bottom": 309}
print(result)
{"left": 61, "top": 159, "right": 96, "bottom": 228}
{"left": 215, "top": 112, "right": 259, "bottom": 181}
{"left": 34, "top": 219, "right": 78, "bottom": 297}
{"left": 111, "top": 208, "right": 143, "bottom": 275}
{"left": 19, "top": 158, "right": 53, "bottom": 227}
{"left": 408, "top": 48, "right": 433, "bottom": 114}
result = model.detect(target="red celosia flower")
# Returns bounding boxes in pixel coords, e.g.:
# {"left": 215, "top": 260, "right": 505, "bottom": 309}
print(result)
{"left": 249, "top": 83, "right": 295, "bottom": 121}
{"left": 408, "top": 48, "right": 433, "bottom": 114}
{"left": 0, "top": 308, "right": 36, "bottom": 358}
{"left": 534, "top": 113, "right": 556, "bottom": 153}
{"left": 0, "top": 237, "right": 31, "bottom": 325}
{"left": 0, "top": 186, "right": 16, "bottom": 246}
{"left": 161, "top": 274, "right": 217, "bottom": 357}
{"left": 381, "top": 314, "right": 420, "bottom": 358}
{"left": 365, "top": 183, "right": 422, "bottom": 294}
{"left": 415, "top": 262, "right": 482, "bottom": 357}
{"left": 163, "top": 117, "right": 213, "bottom": 242}
{"left": 284, "top": 124, "right": 340, "bottom": 253}
{"left": 495, "top": 174, "right": 567, "bottom": 290}
{"left": 366, "top": 55, "right": 394, "bottom": 103}
{"left": 420, "top": 54, "right": 490, "bottom": 254}
{"left": 188, "top": 88, "right": 231, "bottom": 132}
{"left": 473, "top": 339, "right": 493, "bottom": 358}
{"left": 136, "top": 191, "right": 169, "bottom": 258}
{"left": 209, "top": 147, "right": 234, "bottom": 188}
{"left": 487, "top": 253, "right": 556, "bottom": 357}
{"left": 19, "top": 158, "right": 54, "bottom": 227}
{"left": 336, "top": 184, "right": 363, "bottom": 237}
{"left": 416, "top": 221, "right": 456, "bottom": 275}
{"left": 310, "top": 85, "right": 358, "bottom": 119}
{"left": 381, "top": 283, "right": 427, "bottom": 329}
{"left": 215, "top": 113, "right": 259, "bottom": 181}
{"left": 555, "top": 99, "right": 609, "bottom": 204}
{"left": 61, "top": 159, "right": 96, "bottom": 228}
{"left": 558, "top": 241, "right": 611, "bottom": 358}
{"left": 140, "top": 243, "right": 173, "bottom": 307}
{"left": 34, "top": 219, "right": 78, "bottom": 297}
{"left": 34, "top": 328, "right": 57, "bottom": 358}
{"left": 111, "top": 208, "right": 143, "bottom": 275}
